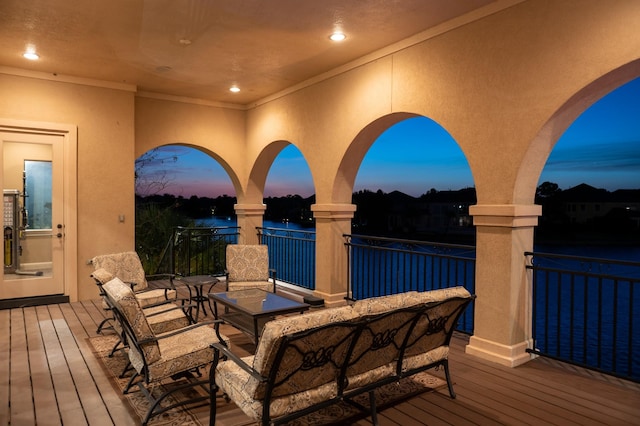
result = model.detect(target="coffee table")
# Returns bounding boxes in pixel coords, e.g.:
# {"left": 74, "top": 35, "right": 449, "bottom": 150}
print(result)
{"left": 209, "top": 288, "right": 310, "bottom": 346}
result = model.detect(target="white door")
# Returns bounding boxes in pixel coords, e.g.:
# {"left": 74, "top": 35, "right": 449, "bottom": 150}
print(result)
{"left": 1, "top": 131, "right": 65, "bottom": 299}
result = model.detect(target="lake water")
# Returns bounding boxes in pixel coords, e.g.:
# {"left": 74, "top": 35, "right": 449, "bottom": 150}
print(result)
{"left": 197, "top": 217, "right": 311, "bottom": 232}
{"left": 198, "top": 216, "right": 640, "bottom": 260}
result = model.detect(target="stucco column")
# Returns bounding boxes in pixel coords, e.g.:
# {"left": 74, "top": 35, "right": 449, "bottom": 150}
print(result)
{"left": 234, "top": 203, "right": 266, "bottom": 245}
{"left": 466, "top": 204, "right": 542, "bottom": 367}
{"left": 311, "top": 203, "right": 357, "bottom": 307}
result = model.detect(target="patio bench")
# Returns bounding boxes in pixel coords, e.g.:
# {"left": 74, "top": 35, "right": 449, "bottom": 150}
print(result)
{"left": 210, "top": 286, "right": 474, "bottom": 425}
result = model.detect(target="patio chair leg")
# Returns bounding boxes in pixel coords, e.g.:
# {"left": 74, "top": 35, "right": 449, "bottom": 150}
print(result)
{"left": 209, "top": 362, "right": 216, "bottom": 426}
{"left": 123, "top": 371, "right": 140, "bottom": 394}
{"left": 443, "top": 360, "right": 456, "bottom": 398}
{"left": 107, "top": 338, "right": 124, "bottom": 357}
{"left": 119, "top": 361, "right": 133, "bottom": 378}
{"left": 369, "top": 390, "right": 379, "bottom": 426}
{"left": 96, "top": 316, "right": 112, "bottom": 334}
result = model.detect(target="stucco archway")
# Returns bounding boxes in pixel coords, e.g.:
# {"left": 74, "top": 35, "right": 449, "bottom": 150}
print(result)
{"left": 237, "top": 140, "right": 316, "bottom": 244}
{"left": 514, "top": 60, "right": 640, "bottom": 205}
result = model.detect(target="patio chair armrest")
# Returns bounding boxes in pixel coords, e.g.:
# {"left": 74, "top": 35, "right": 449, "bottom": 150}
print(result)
{"left": 146, "top": 273, "right": 176, "bottom": 282}
{"left": 136, "top": 320, "right": 224, "bottom": 346}
{"left": 210, "top": 342, "right": 265, "bottom": 382}
{"left": 142, "top": 298, "right": 189, "bottom": 309}
{"left": 144, "top": 302, "right": 197, "bottom": 317}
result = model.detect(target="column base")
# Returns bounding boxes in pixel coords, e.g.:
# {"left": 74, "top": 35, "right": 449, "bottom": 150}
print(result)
{"left": 465, "top": 335, "right": 534, "bottom": 367}
{"left": 313, "top": 290, "right": 348, "bottom": 307}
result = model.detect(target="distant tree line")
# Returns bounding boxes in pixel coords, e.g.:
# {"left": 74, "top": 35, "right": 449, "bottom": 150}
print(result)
{"left": 135, "top": 182, "right": 640, "bottom": 268}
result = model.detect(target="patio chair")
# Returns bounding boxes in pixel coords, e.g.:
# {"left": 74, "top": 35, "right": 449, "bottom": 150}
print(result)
{"left": 91, "top": 251, "right": 178, "bottom": 308}
{"left": 102, "top": 276, "right": 229, "bottom": 425}
{"left": 93, "top": 274, "right": 196, "bottom": 364}
{"left": 225, "top": 244, "right": 276, "bottom": 292}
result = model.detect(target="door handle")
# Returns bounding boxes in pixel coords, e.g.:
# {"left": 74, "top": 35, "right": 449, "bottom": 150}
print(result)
{"left": 57, "top": 224, "right": 63, "bottom": 238}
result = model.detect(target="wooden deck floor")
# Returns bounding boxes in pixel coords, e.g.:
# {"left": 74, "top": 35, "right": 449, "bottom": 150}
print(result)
{"left": 1, "top": 296, "right": 639, "bottom": 425}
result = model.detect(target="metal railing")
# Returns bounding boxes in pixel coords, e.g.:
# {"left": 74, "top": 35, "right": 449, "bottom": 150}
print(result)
{"left": 525, "top": 251, "right": 640, "bottom": 382}
{"left": 344, "top": 234, "right": 476, "bottom": 334}
{"left": 153, "top": 224, "right": 640, "bottom": 381}
{"left": 257, "top": 226, "right": 316, "bottom": 290}
{"left": 157, "top": 226, "right": 240, "bottom": 277}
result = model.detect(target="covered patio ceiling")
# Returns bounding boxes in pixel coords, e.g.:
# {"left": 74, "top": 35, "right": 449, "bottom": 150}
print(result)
{"left": 0, "top": 0, "right": 508, "bottom": 105}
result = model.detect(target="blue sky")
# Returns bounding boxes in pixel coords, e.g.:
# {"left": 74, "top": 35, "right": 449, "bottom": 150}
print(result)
{"left": 139, "top": 77, "right": 639, "bottom": 198}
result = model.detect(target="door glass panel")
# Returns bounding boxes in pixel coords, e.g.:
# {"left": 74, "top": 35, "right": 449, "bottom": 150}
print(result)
{"left": 3, "top": 141, "right": 53, "bottom": 282}
{"left": 24, "top": 160, "right": 53, "bottom": 230}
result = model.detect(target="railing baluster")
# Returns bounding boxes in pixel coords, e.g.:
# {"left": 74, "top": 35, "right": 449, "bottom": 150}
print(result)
{"left": 525, "top": 250, "right": 639, "bottom": 383}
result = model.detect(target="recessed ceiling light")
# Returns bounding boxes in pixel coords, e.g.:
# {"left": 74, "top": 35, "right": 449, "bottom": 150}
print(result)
{"left": 329, "top": 32, "right": 346, "bottom": 42}
{"left": 23, "top": 48, "right": 39, "bottom": 60}
{"left": 229, "top": 85, "right": 240, "bottom": 93}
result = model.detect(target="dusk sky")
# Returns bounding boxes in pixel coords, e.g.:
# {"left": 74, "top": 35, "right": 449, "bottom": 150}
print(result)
{"left": 139, "top": 77, "right": 639, "bottom": 198}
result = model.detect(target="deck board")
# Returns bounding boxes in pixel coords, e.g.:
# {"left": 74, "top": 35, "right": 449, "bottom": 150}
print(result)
{"left": 37, "top": 305, "right": 86, "bottom": 425}
{"left": 59, "top": 300, "right": 138, "bottom": 426}
{"left": 0, "top": 309, "right": 9, "bottom": 426}
{"left": 9, "top": 308, "right": 36, "bottom": 425}
{"left": 25, "top": 307, "right": 59, "bottom": 426}
{"left": 1, "top": 299, "right": 639, "bottom": 425}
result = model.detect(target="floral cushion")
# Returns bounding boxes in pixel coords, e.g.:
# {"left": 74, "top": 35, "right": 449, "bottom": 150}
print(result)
{"left": 226, "top": 245, "right": 270, "bottom": 282}
{"left": 404, "top": 287, "right": 471, "bottom": 358}
{"left": 92, "top": 251, "right": 148, "bottom": 290}
{"left": 345, "top": 308, "right": 419, "bottom": 379}
{"left": 402, "top": 346, "right": 449, "bottom": 372}
{"left": 227, "top": 280, "right": 275, "bottom": 293}
{"left": 351, "top": 291, "right": 421, "bottom": 315}
{"left": 91, "top": 267, "right": 114, "bottom": 286}
{"left": 146, "top": 325, "right": 224, "bottom": 382}
{"left": 143, "top": 304, "right": 190, "bottom": 334}
{"left": 133, "top": 288, "right": 177, "bottom": 307}
{"left": 102, "top": 277, "right": 161, "bottom": 365}
{"left": 92, "top": 258, "right": 176, "bottom": 306}
{"left": 216, "top": 355, "right": 338, "bottom": 420}
{"left": 247, "top": 305, "right": 358, "bottom": 400}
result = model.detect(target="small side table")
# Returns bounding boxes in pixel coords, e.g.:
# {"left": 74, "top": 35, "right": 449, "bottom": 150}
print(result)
{"left": 174, "top": 275, "right": 220, "bottom": 322}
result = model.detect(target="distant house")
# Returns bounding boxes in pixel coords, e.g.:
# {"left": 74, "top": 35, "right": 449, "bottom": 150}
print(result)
{"left": 560, "top": 184, "right": 640, "bottom": 229}
{"left": 385, "top": 188, "right": 476, "bottom": 237}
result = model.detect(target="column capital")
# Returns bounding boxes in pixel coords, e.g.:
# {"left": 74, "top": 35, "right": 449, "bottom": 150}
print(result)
{"left": 311, "top": 203, "right": 357, "bottom": 220}
{"left": 470, "top": 204, "right": 542, "bottom": 228}
{"left": 234, "top": 203, "right": 266, "bottom": 216}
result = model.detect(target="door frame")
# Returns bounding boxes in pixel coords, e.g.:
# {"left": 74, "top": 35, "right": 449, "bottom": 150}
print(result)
{"left": 0, "top": 119, "right": 78, "bottom": 301}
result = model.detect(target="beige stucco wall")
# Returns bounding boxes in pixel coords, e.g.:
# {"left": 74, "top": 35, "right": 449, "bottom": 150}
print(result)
{"left": 135, "top": 97, "right": 246, "bottom": 194}
{"left": 0, "top": 73, "right": 135, "bottom": 301}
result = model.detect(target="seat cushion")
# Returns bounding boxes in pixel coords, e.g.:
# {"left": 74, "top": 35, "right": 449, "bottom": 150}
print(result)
{"left": 143, "top": 304, "right": 190, "bottom": 334}
{"left": 249, "top": 305, "right": 358, "bottom": 400}
{"left": 216, "top": 354, "right": 338, "bottom": 421}
{"left": 402, "top": 346, "right": 449, "bottom": 372}
{"left": 227, "top": 281, "right": 274, "bottom": 293}
{"left": 146, "top": 325, "right": 230, "bottom": 382}
{"left": 134, "top": 288, "right": 178, "bottom": 307}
